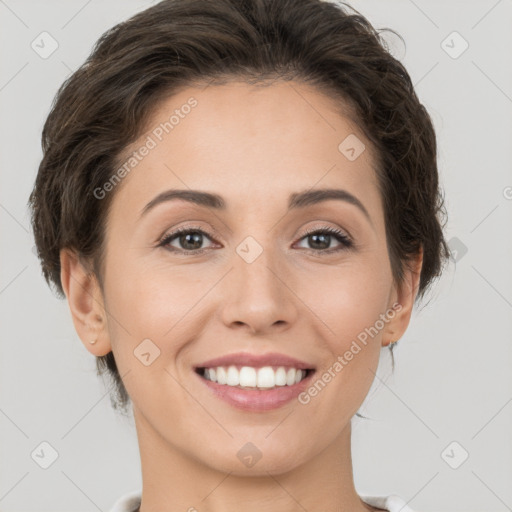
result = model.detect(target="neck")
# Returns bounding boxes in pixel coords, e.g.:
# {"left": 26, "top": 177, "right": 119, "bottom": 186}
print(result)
{"left": 134, "top": 409, "right": 374, "bottom": 512}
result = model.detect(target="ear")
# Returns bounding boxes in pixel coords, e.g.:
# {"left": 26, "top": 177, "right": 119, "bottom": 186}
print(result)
{"left": 60, "top": 248, "right": 112, "bottom": 356}
{"left": 382, "top": 245, "right": 423, "bottom": 347}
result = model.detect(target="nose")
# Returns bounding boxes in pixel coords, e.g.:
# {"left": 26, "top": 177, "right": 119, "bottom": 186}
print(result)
{"left": 219, "top": 243, "right": 298, "bottom": 335}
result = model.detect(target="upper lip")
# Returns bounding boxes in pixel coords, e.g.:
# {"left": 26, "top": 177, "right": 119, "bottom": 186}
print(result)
{"left": 195, "top": 352, "right": 315, "bottom": 370}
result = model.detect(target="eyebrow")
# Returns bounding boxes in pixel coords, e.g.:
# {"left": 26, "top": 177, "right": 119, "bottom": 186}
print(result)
{"left": 140, "top": 188, "right": 372, "bottom": 224}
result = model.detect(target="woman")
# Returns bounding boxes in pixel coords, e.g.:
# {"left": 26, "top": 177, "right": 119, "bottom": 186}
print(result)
{"left": 28, "top": 0, "right": 450, "bottom": 510}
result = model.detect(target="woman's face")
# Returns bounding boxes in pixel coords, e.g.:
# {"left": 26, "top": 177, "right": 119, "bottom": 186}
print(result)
{"left": 72, "top": 81, "right": 420, "bottom": 474}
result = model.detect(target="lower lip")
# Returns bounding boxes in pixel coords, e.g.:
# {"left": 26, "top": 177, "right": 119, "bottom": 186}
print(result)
{"left": 196, "top": 371, "right": 315, "bottom": 412}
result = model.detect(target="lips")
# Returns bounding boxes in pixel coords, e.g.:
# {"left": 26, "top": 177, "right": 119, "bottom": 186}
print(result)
{"left": 195, "top": 351, "right": 315, "bottom": 371}
{"left": 193, "top": 351, "right": 316, "bottom": 411}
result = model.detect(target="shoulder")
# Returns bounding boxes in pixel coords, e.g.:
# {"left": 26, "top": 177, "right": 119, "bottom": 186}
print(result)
{"left": 359, "top": 494, "right": 418, "bottom": 512}
{"left": 109, "top": 490, "right": 142, "bottom": 512}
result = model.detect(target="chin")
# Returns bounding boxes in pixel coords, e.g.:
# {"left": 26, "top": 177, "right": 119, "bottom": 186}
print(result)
{"left": 196, "top": 435, "right": 312, "bottom": 476}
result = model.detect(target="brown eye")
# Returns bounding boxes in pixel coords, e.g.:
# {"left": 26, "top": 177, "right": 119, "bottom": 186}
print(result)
{"left": 295, "top": 227, "right": 353, "bottom": 252}
{"left": 159, "top": 227, "right": 216, "bottom": 253}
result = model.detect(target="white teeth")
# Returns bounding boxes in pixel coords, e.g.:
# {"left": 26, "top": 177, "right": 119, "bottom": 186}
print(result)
{"left": 201, "top": 365, "right": 309, "bottom": 389}
{"left": 275, "top": 367, "right": 287, "bottom": 386}
{"left": 226, "top": 366, "right": 239, "bottom": 386}
{"left": 257, "top": 367, "right": 275, "bottom": 388}
{"left": 239, "top": 366, "right": 257, "bottom": 387}
{"left": 216, "top": 366, "right": 227, "bottom": 385}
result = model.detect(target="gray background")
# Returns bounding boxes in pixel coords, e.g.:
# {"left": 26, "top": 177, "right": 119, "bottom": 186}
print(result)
{"left": 1, "top": 0, "right": 511, "bottom": 510}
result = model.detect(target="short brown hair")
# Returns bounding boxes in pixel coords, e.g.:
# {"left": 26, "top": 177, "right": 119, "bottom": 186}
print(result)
{"left": 28, "top": 0, "right": 450, "bottom": 412}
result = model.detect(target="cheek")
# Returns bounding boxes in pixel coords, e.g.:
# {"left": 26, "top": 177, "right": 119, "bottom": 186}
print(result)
{"left": 106, "top": 243, "right": 392, "bottom": 349}
{"left": 295, "top": 265, "right": 389, "bottom": 425}
{"left": 103, "top": 256, "right": 208, "bottom": 373}
{"left": 105, "top": 250, "right": 197, "bottom": 331}
{"left": 300, "top": 257, "right": 392, "bottom": 343}
{"left": 298, "top": 258, "right": 391, "bottom": 397}
{"left": 101, "top": 266, "right": 199, "bottom": 410}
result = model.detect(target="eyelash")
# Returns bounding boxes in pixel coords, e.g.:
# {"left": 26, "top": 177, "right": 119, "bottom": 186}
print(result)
{"left": 157, "top": 225, "right": 354, "bottom": 255}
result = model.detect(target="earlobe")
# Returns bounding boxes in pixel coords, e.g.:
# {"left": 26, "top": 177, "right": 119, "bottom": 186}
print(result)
{"left": 382, "top": 246, "right": 424, "bottom": 347}
{"left": 60, "top": 248, "right": 112, "bottom": 356}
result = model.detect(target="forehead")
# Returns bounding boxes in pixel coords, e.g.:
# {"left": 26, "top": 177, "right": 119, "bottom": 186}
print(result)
{"left": 110, "top": 81, "right": 382, "bottom": 217}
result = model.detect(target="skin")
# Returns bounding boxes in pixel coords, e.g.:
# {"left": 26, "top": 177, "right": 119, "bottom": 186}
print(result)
{"left": 60, "top": 81, "right": 422, "bottom": 512}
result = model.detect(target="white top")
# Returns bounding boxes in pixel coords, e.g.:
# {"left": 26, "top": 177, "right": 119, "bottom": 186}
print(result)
{"left": 109, "top": 490, "right": 418, "bottom": 511}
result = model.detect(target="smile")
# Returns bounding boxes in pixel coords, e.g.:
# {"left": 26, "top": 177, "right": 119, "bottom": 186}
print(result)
{"left": 193, "top": 352, "right": 316, "bottom": 411}
{"left": 196, "top": 365, "right": 313, "bottom": 389}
